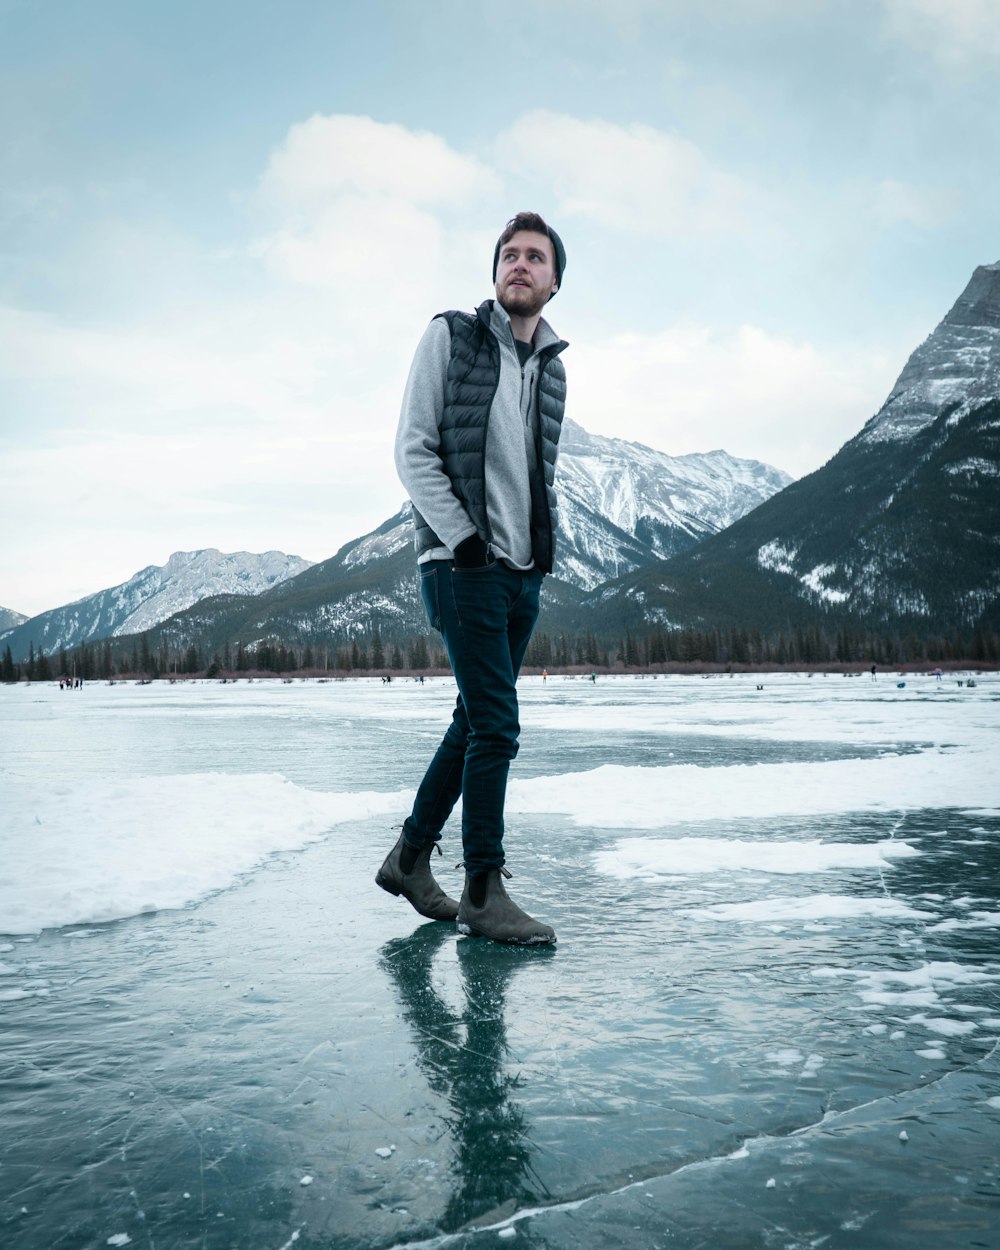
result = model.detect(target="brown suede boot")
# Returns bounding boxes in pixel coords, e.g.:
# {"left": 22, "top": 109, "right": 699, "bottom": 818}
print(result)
{"left": 457, "top": 867, "right": 556, "bottom": 945}
{"left": 376, "top": 833, "right": 459, "bottom": 922}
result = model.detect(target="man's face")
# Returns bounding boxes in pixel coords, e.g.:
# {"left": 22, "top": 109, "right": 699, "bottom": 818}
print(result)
{"left": 495, "top": 230, "right": 558, "bottom": 319}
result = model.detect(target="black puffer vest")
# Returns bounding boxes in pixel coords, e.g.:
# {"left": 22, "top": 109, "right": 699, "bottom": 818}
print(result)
{"left": 411, "top": 300, "right": 568, "bottom": 574}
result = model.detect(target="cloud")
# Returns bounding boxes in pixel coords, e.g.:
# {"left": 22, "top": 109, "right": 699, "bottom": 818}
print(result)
{"left": 496, "top": 110, "right": 752, "bottom": 236}
{"left": 0, "top": 304, "right": 322, "bottom": 424}
{"left": 871, "top": 178, "right": 961, "bottom": 230}
{"left": 880, "top": 0, "right": 1000, "bottom": 69}
{"left": 250, "top": 114, "right": 499, "bottom": 319}
{"left": 258, "top": 113, "right": 499, "bottom": 209}
{"left": 568, "top": 323, "right": 901, "bottom": 476}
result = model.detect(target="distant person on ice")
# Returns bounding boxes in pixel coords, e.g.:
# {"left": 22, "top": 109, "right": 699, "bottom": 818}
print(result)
{"left": 376, "top": 211, "right": 568, "bottom": 945}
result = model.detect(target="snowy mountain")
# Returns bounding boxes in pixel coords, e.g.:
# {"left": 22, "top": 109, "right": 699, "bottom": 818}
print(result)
{"left": 556, "top": 419, "right": 791, "bottom": 587}
{"left": 0, "top": 606, "right": 27, "bottom": 633}
{"left": 2, "top": 549, "right": 313, "bottom": 662}
{"left": 588, "top": 260, "right": 1000, "bottom": 637}
{"left": 307, "top": 419, "right": 791, "bottom": 597}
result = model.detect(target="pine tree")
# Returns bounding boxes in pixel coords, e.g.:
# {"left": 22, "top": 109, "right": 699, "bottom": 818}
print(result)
{"left": 2, "top": 645, "right": 16, "bottom": 683}
{"left": 370, "top": 628, "right": 385, "bottom": 669}
{"left": 408, "top": 636, "right": 430, "bottom": 669}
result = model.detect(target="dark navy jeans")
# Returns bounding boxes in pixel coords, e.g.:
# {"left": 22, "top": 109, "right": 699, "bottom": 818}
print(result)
{"left": 402, "top": 559, "right": 543, "bottom": 875}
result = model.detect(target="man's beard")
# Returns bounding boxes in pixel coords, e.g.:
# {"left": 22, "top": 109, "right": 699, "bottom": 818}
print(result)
{"left": 498, "top": 281, "right": 548, "bottom": 319}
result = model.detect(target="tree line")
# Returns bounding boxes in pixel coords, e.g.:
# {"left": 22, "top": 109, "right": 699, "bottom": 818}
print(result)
{"left": 4, "top": 621, "right": 998, "bottom": 683}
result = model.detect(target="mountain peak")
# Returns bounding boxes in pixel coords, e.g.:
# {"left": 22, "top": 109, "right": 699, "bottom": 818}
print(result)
{"left": 862, "top": 260, "right": 1000, "bottom": 446}
{"left": 942, "top": 261, "right": 1000, "bottom": 331}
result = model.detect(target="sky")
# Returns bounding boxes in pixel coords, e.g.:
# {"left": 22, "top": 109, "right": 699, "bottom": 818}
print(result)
{"left": 1, "top": 0, "right": 998, "bottom": 618}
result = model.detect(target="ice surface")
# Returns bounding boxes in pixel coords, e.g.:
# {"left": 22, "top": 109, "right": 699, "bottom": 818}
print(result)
{"left": 1, "top": 674, "right": 998, "bottom": 1249}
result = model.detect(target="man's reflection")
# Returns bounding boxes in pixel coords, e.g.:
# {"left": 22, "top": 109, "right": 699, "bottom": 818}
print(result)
{"left": 380, "top": 925, "right": 554, "bottom": 1232}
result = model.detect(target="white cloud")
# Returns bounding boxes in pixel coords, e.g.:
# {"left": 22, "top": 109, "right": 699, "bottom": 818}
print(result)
{"left": 872, "top": 178, "right": 961, "bottom": 230}
{"left": 495, "top": 110, "right": 753, "bottom": 236}
{"left": 259, "top": 113, "right": 499, "bottom": 209}
{"left": 568, "top": 323, "right": 901, "bottom": 476}
{"left": 251, "top": 114, "right": 499, "bottom": 321}
{"left": 880, "top": 0, "right": 1000, "bottom": 69}
{"left": 0, "top": 304, "right": 321, "bottom": 419}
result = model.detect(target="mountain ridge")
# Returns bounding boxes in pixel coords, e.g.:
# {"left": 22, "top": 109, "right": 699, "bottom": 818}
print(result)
{"left": 2, "top": 428, "right": 791, "bottom": 663}
{"left": 1, "top": 549, "right": 313, "bottom": 662}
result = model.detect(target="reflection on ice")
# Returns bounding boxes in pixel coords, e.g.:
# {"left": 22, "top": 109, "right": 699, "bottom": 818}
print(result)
{"left": 381, "top": 926, "right": 555, "bottom": 1232}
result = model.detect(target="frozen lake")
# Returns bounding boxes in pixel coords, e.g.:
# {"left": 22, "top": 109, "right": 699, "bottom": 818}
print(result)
{"left": 2, "top": 672, "right": 999, "bottom": 1249}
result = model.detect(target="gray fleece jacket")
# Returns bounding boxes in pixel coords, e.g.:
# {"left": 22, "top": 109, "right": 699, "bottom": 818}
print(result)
{"left": 394, "top": 301, "right": 564, "bottom": 568}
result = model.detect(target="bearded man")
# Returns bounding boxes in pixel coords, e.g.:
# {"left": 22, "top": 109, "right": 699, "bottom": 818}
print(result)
{"left": 376, "top": 211, "right": 568, "bottom": 945}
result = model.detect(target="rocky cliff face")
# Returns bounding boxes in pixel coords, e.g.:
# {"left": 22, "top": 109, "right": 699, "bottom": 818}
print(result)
{"left": 862, "top": 261, "right": 1000, "bottom": 445}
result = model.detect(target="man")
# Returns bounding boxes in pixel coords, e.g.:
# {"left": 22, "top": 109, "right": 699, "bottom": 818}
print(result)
{"left": 376, "top": 211, "right": 569, "bottom": 945}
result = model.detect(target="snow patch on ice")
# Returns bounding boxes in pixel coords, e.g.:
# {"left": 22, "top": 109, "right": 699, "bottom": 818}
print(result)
{"left": 687, "top": 894, "right": 928, "bottom": 923}
{"left": 507, "top": 744, "right": 998, "bottom": 831}
{"left": 906, "top": 1014, "right": 977, "bottom": 1037}
{"left": 928, "top": 910, "right": 1000, "bottom": 931}
{"left": 594, "top": 837, "right": 919, "bottom": 879}
{"left": 0, "top": 773, "right": 405, "bottom": 935}
{"left": 814, "top": 961, "right": 1000, "bottom": 1038}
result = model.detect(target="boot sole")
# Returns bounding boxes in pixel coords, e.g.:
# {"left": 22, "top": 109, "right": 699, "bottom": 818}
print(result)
{"left": 457, "top": 920, "right": 556, "bottom": 945}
